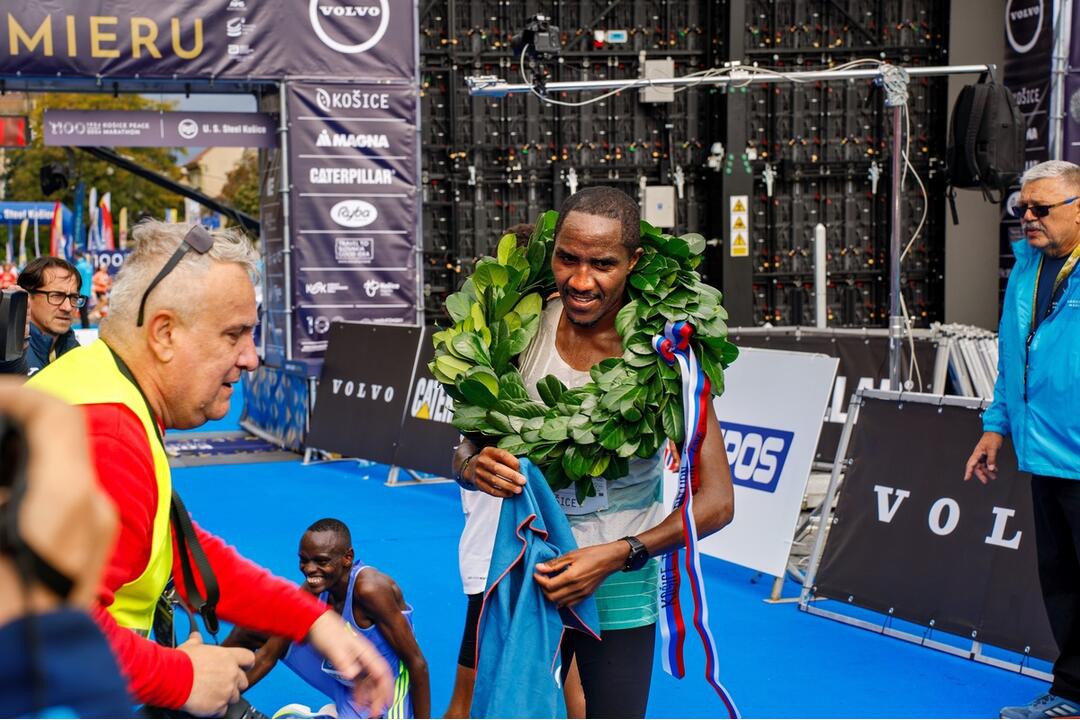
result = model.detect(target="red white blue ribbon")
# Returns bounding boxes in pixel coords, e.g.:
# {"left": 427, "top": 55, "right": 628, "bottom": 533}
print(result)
{"left": 652, "top": 320, "right": 740, "bottom": 719}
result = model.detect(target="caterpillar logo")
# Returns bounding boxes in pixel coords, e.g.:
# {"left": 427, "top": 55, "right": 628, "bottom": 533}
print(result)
{"left": 720, "top": 422, "right": 794, "bottom": 493}
{"left": 410, "top": 377, "right": 454, "bottom": 423}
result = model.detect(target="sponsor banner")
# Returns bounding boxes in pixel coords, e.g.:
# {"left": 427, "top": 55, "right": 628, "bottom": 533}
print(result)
{"left": 664, "top": 347, "right": 838, "bottom": 577}
{"left": 394, "top": 325, "right": 461, "bottom": 475}
{"left": 1, "top": 0, "right": 414, "bottom": 80}
{"left": 240, "top": 364, "right": 310, "bottom": 452}
{"left": 260, "top": 146, "right": 288, "bottom": 368}
{"left": 728, "top": 330, "right": 938, "bottom": 462}
{"left": 287, "top": 79, "right": 419, "bottom": 366}
{"left": 44, "top": 110, "right": 276, "bottom": 148}
{"left": 1004, "top": 0, "right": 1052, "bottom": 168}
{"left": 305, "top": 322, "right": 420, "bottom": 464}
{"left": 814, "top": 393, "right": 1056, "bottom": 660}
{"left": 91, "top": 249, "right": 128, "bottom": 276}
{"left": 1066, "top": 73, "right": 1080, "bottom": 164}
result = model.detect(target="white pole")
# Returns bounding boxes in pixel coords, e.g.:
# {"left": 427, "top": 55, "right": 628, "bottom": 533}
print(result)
{"left": 466, "top": 64, "right": 992, "bottom": 97}
{"left": 1051, "top": 0, "right": 1073, "bottom": 159}
{"left": 814, "top": 223, "right": 827, "bottom": 329}
{"left": 889, "top": 102, "right": 904, "bottom": 391}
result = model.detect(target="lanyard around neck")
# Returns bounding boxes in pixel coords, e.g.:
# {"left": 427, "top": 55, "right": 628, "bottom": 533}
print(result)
{"left": 1030, "top": 241, "right": 1080, "bottom": 330}
{"left": 104, "top": 342, "right": 164, "bottom": 449}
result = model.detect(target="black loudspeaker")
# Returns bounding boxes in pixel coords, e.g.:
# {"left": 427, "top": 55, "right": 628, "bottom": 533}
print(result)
{"left": 39, "top": 162, "right": 70, "bottom": 196}
{"left": 0, "top": 290, "right": 27, "bottom": 363}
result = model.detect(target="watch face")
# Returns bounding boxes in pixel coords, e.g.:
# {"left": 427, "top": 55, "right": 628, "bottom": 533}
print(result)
{"left": 624, "top": 538, "right": 649, "bottom": 571}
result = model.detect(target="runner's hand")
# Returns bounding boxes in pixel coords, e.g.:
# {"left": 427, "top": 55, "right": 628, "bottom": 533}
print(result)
{"left": 306, "top": 611, "right": 394, "bottom": 717}
{"left": 469, "top": 447, "right": 526, "bottom": 498}
{"left": 534, "top": 542, "right": 627, "bottom": 608}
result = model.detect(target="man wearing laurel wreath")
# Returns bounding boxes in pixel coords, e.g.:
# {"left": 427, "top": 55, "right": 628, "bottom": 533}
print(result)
{"left": 454, "top": 187, "right": 735, "bottom": 718}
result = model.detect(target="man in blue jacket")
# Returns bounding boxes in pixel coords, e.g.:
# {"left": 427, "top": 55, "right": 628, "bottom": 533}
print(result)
{"left": 17, "top": 256, "right": 84, "bottom": 376}
{"left": 965, "top": 160, "right": 1080, "bottom": 719}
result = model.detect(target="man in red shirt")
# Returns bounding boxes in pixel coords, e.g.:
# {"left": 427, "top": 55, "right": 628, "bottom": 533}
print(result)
{"left": 28, "top": 221, "right": 394, "bottom": 717}
{"left": 0, "top": 262, "right": 17, "bottom": 289}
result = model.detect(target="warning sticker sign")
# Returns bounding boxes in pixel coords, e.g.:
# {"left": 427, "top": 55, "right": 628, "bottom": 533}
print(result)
{"left": 729, "top": 195, "right": 749, "bottom": 258}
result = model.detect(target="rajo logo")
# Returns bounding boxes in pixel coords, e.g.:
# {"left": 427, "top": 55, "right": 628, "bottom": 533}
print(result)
{"left": 720, "top": 422, "right": 794, "bottom": 493}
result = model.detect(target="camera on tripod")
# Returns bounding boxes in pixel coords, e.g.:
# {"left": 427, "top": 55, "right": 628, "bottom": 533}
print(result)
{"left": 512, "top": 15, "right": 561, "bottom": 93}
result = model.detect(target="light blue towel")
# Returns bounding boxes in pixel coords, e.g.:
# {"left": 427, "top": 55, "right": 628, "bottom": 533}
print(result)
{"left": 471, "top": 459, "right": 601, "bottom": 719}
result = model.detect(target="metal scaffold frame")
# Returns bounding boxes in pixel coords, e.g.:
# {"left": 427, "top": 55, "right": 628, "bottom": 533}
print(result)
{"left": 466, "top": 62, "right": 994, "bottom": 390}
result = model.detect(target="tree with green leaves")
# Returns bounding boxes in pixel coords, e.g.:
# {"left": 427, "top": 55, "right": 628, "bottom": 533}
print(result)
{"left": 2, "top": 93, "right": 186, "bottom": 236}
{"left": 217, "top": 149, "right": 260, "bottom": 220}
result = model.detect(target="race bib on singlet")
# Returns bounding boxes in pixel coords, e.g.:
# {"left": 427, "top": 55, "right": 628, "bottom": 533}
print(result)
{"left": 554, "top": 478, "right": 609, "bottom": 516}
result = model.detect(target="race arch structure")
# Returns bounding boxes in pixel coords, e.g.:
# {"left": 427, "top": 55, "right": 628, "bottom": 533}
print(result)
{"left": 0, "top": 0, "right": 423, "bottom": 373}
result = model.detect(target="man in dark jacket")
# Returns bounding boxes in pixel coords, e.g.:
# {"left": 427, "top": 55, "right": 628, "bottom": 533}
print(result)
{"left": 17, "top": 256, "right": 84, "bottom": 376}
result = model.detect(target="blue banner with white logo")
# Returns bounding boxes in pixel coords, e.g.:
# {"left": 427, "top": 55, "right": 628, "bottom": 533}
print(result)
{"left": 285, "top": 79, "right": 419, "bottom": 369}
{"left": 0, "top": 0, "right": 415, "bottom": 80}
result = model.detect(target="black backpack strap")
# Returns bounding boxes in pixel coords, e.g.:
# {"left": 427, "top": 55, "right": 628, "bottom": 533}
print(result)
{"left": 965, "top": 82, "right": 991, "bottom": 185}
{"left": 948, "top": 186, "right": 960, "bottom": 225}
{"left": 170, "top": 491, "right": 220, "bottom": 637}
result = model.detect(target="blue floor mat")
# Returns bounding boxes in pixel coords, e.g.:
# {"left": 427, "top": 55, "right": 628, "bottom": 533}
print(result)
{"left": 173, "top": 459, "right": 1046, "bottom": 718}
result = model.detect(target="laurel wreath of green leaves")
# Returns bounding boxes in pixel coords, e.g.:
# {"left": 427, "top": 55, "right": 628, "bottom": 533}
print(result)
{"left": 429, "top": 210, "right": 739, "bottom": 502}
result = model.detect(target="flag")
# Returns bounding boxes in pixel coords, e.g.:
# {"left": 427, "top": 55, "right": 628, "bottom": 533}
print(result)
{"left": 33, "top": 214, "right": 40, "bottom": 259}
{"left": 87, "top": 186, "right": 100, "bottom": 251}
{"left": 18, "top": 218, "right": 28, "bottom": 267}
{"left": 100, "top": 192, "right": 114, "bottom": 250}
{"left": 49, "top": 201, "right": 63, "bottom": 257}
{"left": 118, "top": 207, "right": 128, "bottom": 249}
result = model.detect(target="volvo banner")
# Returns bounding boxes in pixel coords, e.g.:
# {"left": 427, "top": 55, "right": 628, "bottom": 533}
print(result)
{"left": 1004, "top": 0, "right": 1052, "bottom": 168}
{"left": 306, "top": 322, "right": 420, "bottom": 465}
{"left": 813, "top": 394, "right": 1056, "bottom": 660}
{"left": 0, "top": 0, "right": 415, "bottom": 80}
{"left": 286, "top": 80, "right": 420, "bottom": 365}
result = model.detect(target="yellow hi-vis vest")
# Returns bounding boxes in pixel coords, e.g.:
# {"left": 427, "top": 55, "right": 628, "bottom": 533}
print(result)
{"left": 27, "top": 339, "right": 174, "bottom": 632}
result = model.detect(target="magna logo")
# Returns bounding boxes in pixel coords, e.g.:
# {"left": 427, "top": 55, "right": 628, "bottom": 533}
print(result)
{"left": 308, "top": 0, "right": 390, "bottom": 55}
{"left": 330, "top": 200, "right": 378, "bottom": 228}
{"left": 720, "top": 422, "right": 794, "bottom": 493}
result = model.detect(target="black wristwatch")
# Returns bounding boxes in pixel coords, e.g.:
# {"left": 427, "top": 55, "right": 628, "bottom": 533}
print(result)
{"left": 620, "top": 536, "right": 650, "bottom": 572}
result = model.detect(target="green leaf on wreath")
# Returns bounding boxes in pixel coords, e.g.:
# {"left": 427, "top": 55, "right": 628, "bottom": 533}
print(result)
{"left": 536, "top": 374, "right": 568, "bottom": 408}
{"left": 682, "top": 232, "right": 707, "bottom": 255}
{"left": 539, "top": 416, "right": 570, "bottom": 442}
{"left": 445, "top": 293, "right": 472, "bottom": 324}
{"left": 662, "top": 400, "right": 684, "bottom": 444}
{"left": 497, "top": 233, "right": 516, "bottom": 265}
{"left": 615, "top": 300, "right": 638, "bottom": 341}
{"left": 498, "top": 433, "right": 530, "bottom": 456}
{"left": 598, "top": 420, "right": 627, "bottom": 450}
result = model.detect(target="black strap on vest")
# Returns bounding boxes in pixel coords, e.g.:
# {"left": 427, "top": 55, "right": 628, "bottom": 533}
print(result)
{"left": 170, "top": 491, "right": 220, "bottom": 637}
{"left": 104, "top": 342, "right": 220, "bottom": 637}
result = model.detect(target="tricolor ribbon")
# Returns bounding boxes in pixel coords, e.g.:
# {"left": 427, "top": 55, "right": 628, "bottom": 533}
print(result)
{"left": 652, "top": 320, "right": 740, "bottom": 719}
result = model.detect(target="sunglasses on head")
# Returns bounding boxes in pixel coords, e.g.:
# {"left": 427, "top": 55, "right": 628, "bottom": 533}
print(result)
{"left": 1012, "top": 196, "right": 1079, "bottom": 219}
{"left": 136, "top": 225, "right": 214, "bottom": 327}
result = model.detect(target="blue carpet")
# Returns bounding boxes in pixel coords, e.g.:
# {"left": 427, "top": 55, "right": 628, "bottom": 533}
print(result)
{"left": 172, "top": 458, "right": 1046, "bottom": 718}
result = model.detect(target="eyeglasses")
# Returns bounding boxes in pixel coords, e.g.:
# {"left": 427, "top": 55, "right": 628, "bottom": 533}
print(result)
{"left": 1012, "top": 196, "right": 1079, "bottom": 219}
{"left": 29, "top": 290, "right": 87, "bottom": 309}
{"left": 137, "top": 225, "right": 215, "bottom": 327}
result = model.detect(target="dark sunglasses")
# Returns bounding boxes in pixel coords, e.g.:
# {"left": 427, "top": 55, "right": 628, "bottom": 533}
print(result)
{"left": 136, "top": 225, "right": 215, "bottom": 327}
{"left": 28, "top": 290, "right": 87, "bottom": 308}
{"left": 1012, "top": 196, "right": 1079, "bottom": 219}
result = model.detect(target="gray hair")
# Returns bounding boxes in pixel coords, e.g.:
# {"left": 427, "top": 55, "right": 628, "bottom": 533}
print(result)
{"left": 102, "top": 220, "right": 259, "bottom": 337}
{"left": 1021, "top": 160, "right": 1080, "bottom": 189}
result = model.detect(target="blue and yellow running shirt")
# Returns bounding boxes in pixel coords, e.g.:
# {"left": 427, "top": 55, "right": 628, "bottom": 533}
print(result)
{"left": 282, "top": 564, "right": 414, "bottom": 719}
